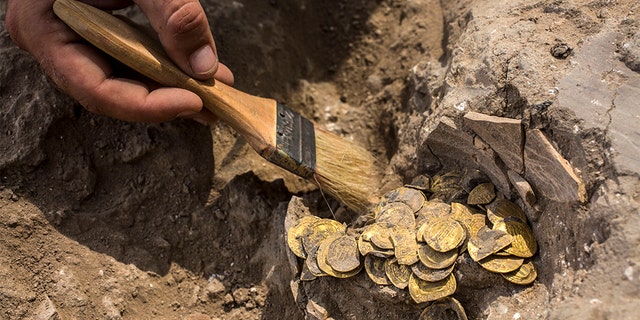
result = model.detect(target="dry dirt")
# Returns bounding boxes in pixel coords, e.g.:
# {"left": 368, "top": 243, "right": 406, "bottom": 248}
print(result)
{"left": 1, "top": 0, "right": 639, "bottom": 319}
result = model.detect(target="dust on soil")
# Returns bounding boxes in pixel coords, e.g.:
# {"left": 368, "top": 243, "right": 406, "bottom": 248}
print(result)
{"left": 1, "top": 0, "right": 639, "bottom": 319}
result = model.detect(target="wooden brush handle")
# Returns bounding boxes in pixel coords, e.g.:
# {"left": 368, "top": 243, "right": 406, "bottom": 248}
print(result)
{"left": 53, "top": 0, "right": 277, "bottom": 156}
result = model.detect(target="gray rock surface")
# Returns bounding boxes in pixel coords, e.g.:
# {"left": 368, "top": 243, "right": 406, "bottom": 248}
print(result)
{"left": 558, "top": 31, "right": 640, "bottom": 174}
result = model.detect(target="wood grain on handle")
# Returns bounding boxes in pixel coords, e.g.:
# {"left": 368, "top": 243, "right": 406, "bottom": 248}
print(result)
{"left": 53, "top": 0, "right": 277, "bottom": 157}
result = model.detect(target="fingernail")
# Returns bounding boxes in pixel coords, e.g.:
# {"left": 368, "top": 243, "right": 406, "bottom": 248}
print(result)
{"left": 190, "top": 45, "right": 216, "bottom": 75}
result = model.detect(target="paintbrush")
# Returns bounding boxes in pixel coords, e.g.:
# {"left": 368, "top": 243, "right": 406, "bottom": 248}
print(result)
{"left": 53, "top": 0, "right": 382, "bottom": 213}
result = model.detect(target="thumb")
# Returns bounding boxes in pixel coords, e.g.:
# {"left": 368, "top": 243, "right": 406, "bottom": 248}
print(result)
{"left": 134, "top": 0, "right": 218, "bottom": 80}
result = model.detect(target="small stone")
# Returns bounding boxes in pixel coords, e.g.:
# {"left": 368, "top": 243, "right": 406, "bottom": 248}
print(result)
{"left": 550, "top": 43, "right": 572, "bottom": 59}
{"left": 34, "top": 295, "right": 58, "bottom": 320}
{"left": 464, "top": 112, "right": 524, "bottom": 174}
{"left": 205, "top": 278, "right": 226, "bottom": 299}
{"left": 306, "top": 300, "right": 331, "bottom": 320}
{"left": 223, "top": 293, "right": 234, "bottom": 305}
{"left": 524, "top": 129, "right": 587, "bottom": 203}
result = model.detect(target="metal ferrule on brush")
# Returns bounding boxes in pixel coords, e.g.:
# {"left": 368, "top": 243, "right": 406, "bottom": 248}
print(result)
{"left": 267, "top": 103, "right": 316, "bottom": 178}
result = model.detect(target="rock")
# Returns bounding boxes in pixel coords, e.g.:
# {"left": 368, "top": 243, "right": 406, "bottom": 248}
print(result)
{"left": 306, "top": 300, "right": 332, "bottom": 320}
{"left": 205, "top": 278, "right": 226, "bottom": 299}
{"left": 558, "top": 31, "right": 640, "bottom": 174}
{"left": 463, "top": 112, "right": 525, "bottom": 174}
{"left": 523, "top": 129, "right": 587, "bottom": 203}
{"left": 34, "top": 295, "right": 59, "bottom": 320}
{"left": 426, "top": 117, "right": 511, "bottom": 196}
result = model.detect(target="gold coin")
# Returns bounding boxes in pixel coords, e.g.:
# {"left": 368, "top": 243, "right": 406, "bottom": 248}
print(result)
{"left": 418, "top": 297, "right": 468, "bottom": 320}
{"left": 467, "top": 182, "right": 496, "bottom": 205}
{"left": 364, "top": 255, "right": 390, "bottom": 285}
{"left": 430, "top": 172, "right": 466, "bottom": 202}
{"left": 493, "top": 218, "right": 537, "bottom": 258}
{"left": 301, "top": 219, "right": 346, "bottom": 254}
{"left": 421, "top": 217, "right": 466, "bottom": 252}
{"left": 417, "top": 243, "right": 458, "bottom": 269}
{"left": 478, "top": 254, "right": 524, "bottom": 273}
{"left": 467, "top": 226, "right": 513, "bottom": 262}
{"left": 408, "top": 273, "right": 457, "bottom": 304}
{"left": 455, "top": 212, "right": 488, "bottom": 253}
{"left": 416, "top": 200, "right": 451, "bottom": 225}
{"left": 358, "top": 236, "right": 394, "bottom": 257}
{"left": 385, "top": 258, "right": 412, "bottom": 289}
{"left": 391, "top": 187, "right": 427, "bottom": 213}
{"left": 411, "top": 261, "right": 455, "bottom": 282}
{"left": 316, "top": 234, "right": 362, "bottom": 278}
{"left": 486, "top": 199, "right": 528, "bottom": 225}
{"left": 326, "top": 235, "right": 361, "bottom": 273}
{"left": 405, "top": 174, "right": 432, "bottom": 192}
{"left": 391, "top": 227, "right": 420, "bottom": 265}
{"left": 450, "top": 202, "right": 476, "bottom": 224}
{"left": 287, "top": 215, "right": 320, "bottom": 259}
{"left": 370, "top": 224, "right": 395, "bottom": 250}
{"left": 501, "top": 260, "right": 537, "bottom": 285}
{"left": 376, "top": 202, "right": 417, "bottom": 229}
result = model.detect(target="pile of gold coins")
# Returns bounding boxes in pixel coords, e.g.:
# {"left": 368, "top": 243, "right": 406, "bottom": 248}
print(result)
{"left": 287, "top": 172, "right": 538, "bottom": 319}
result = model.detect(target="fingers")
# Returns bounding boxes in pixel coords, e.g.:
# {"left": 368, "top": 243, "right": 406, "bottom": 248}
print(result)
{"left": 49, "top": 42, "right": 204, "bottom": 122}
{"left": 6, "top": 0, "right": 232, "bottom": 123}
{"left": 134, "top": 0, "right": 219, "bottom": 80}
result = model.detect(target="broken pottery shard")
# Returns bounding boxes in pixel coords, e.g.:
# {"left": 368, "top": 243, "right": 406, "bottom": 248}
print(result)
{"left": 463, "top": 112, "right": 524, "bottom": 174}
{"left": 524, "top": 129, "right": 587, "bottom": 203}
{"left": 425, "top": 117, "right": 510, "bottom": 196}
{"left": 507, "top": 170, "right": 536, "bottom": 207}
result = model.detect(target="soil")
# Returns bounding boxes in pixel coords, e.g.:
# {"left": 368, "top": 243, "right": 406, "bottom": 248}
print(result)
{"left": 1, "top": 0, "right": 639, "bottom": 319}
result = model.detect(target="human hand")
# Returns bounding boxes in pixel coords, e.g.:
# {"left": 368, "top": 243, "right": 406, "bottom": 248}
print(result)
{"left": 6, "top": 0, "right": 234, "bottom": 123}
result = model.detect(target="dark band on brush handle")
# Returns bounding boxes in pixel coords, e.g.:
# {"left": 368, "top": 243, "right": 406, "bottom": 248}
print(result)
{"left": 268, "top": 103, "right": 316, "bottom": 178}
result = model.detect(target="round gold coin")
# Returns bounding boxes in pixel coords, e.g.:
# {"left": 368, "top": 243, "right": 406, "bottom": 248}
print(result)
{"left": 316, "top": 234, "right": 362, "bottom": 278}
{"left": 408, "top": 273, "right": 457, "bottom": 304}
{"left": 411, "top": 261, "right": 455, "bottom": 282}
{"left": 418, "top": 297, "right": 468, "bottom": 320}
{"left": 390, "top": 187, "right": 427, "bottom": 213}
{"left": 486, "top": 199, "right": 528, "bottom": 225}
{"left": 467, "top": 182, "right": 496, "bottom": 205}
{"left": 326, "top": 235, "right": 361, "bottom": 273}
{"left": 417, "top": 243, "right": 458, "bottom": 269}
{"left": 391, "top": 227, "right": 420, "bottom": 265}
{"left": 429, "top": 172, "right": 466, "bottom": 202}
{"left": 501, "top": 260, "right": 537, "bottom": 285}
{"left": 286, "top": 215, "right": 321, "bottom": 259}
{"left": 364, "top": 255, "right": 390, "bottom": 285}
{"left": 450, "top": 202, "right": 476, "bottom": 225}
{"left": 385, "top": 258, "right": 412, "bottom": 289}
{"left": 416, "top": 201, "right": 452, "bottom": 225}
{"left": 421, "top": 217, "right": 466, "bottom": 252}
{"left": 376, "top": 202, "right": 417, "bottom": 229}
{"left": 478, "top": 254, "right": 524, "bottom": 273}
{"left": 301, "top": 219, "right": 346, "bottom": 254}
{"left": 370, "top": 224, "right": 395, "bottom": 250}
{"left": 493, "top": 218, "right": 537, "bottom": 258}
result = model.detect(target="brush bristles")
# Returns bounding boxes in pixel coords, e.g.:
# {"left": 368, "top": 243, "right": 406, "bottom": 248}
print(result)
{"left": 314, "top": 128, "right": 383, "bottom": 214}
